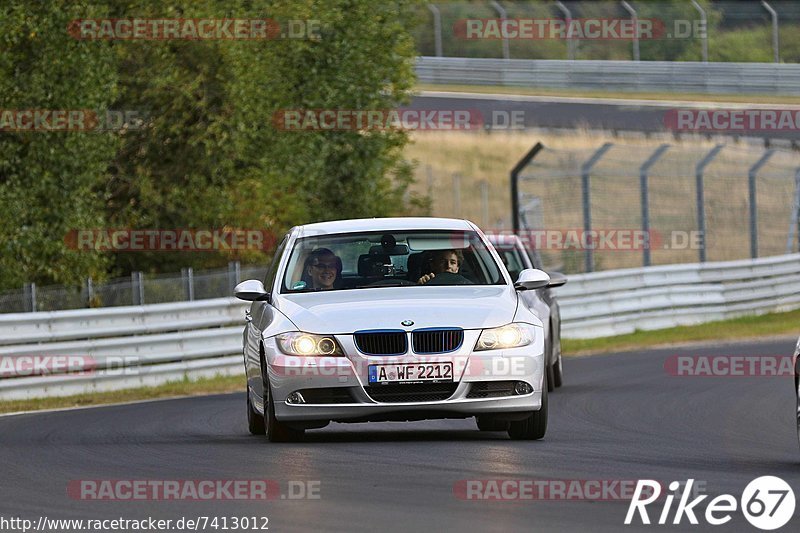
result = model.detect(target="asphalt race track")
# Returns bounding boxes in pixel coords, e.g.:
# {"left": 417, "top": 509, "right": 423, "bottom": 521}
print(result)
{"left": 1, "top": 338, "right": 798, "bottom": 533}
{"left": 412, "top": 91, "right": 800, "bottom": 143}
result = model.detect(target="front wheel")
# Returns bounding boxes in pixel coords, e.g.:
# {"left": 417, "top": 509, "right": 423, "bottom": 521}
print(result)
{"left": 264, "top": 380, "right": 304, "bottom": 443}
{"left": 508, "top": 373, "right": 548, "bottom": 440}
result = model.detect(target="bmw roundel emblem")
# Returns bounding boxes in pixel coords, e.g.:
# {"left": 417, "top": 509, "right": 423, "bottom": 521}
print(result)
{"left": 401, "top": 320, "right": 414, "bottom": 327}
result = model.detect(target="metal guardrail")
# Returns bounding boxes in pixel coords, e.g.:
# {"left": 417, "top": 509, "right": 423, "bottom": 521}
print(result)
{"left": 555, "top": 253, "right": 800, "bottom": 339}
{"left": 2, "top": 252, "right": 799, "bottom": 400}
{"left": 415, "top": 57, "right": 800, "bottom": 95}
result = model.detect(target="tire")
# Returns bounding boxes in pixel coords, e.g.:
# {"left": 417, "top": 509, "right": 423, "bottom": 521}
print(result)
{"left": 508, "top": 372, "right": 548, "bottom": 440}
{"left": 260, "top": 348, "right": 304, "bottom": 443}
{"left": 247, "top": 389, "right": 265, "bottom": 435}
{"left": 476, "top": 416, "right": 510, "bottom": 432}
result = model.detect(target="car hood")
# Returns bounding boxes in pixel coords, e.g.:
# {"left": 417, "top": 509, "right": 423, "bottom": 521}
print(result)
{"left": 277, "top": 286, "right": 518, "bottom": 334}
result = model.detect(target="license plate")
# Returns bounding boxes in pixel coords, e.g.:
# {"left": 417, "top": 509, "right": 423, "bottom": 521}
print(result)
{"left": 368, "top": 363, "right": 453, "bottom": 384}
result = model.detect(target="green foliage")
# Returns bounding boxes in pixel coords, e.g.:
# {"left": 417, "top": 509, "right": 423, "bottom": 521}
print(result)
{"left": 0, "top": 0, "right": 118, "bottom": 288}
{"left": 0, "top": 0, "right": 422, "bottom": 289}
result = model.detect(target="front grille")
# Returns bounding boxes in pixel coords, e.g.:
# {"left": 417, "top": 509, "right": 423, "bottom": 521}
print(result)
{"left": 466, "top": 381, "right": 516, "bottom": 399}
{"left": 354, "top": 330, "right": 407, "bottom": 355}
{"left": 412, "top": 328, "right": 464, "bottom": 354}
{"left": 365, "top": 383, "right": 458, "bottom": 403}
{"left": 297, "top": 387, "right": 354, "bottom": 404}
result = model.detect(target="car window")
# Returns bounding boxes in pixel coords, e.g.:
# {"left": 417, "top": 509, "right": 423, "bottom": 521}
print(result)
{"left": 281, "top": 230, "right": 505, "bottom": 293}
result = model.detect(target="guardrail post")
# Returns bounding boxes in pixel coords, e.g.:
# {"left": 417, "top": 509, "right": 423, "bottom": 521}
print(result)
{"left": 182, "top": 267, "right": 195, "bottom": 301}
{"left": 695, "top": 145, "right": 724, "bottom": 263}
{"left": 131, "top": 271, "right": 144, "bottom": 305}
{"left": 510, "top": 142, "right": 544, "bottom": 233}
{"left": 581, "top": 143, "right": 614, "bottom": 273}
{"left": 490, "top": 1, "right": 510, "bottom": 60}
{"left": 639, "top": 144, "right": 670, "bottom": 266}
{"left": 24, "top": 282, "right": 36, "bottom": 312}
{"left": 748, "top": 149, "right": 775, "bottom": 259}
{"left": 427, "top": 4, "right": 443, "bottom": 58}
{"left": 621, "top": 1, "right": 640, "bottom": 61}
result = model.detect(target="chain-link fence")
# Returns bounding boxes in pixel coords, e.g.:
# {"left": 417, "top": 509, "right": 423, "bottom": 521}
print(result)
{"left": 416, "top": 141, "right": 800, "bottom": 274}
{"left": 0, "top": 262, "right": 268, "bottom": 314}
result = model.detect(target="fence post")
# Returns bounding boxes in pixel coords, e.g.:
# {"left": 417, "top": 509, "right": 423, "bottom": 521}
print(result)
{"left": 690, "top": 0, "right": 708, "bottom": 63}
{"left": 228, "top": 261, "right": 241, "bottom": 292}
{"left": 86, "top": 277, "right": 94, "bottom": 307}
{"left": 621, "top": 1, "right": 640, "bottom": 61}
{"left": 131, "top": 272, "right": 144, "bottom": 305}
{"left": 695, "top": 145, "right": 724, "bottom": 263}
{"left": 639, "top": 144, "right": 670, "bottom": 267}
{"left": 581, "top": 143, "right": 614, "bottom": 273}
{"left": 555, "top": 1, "right": 576, "bottom": 60}
{"left": 427, "top": 4, "right": 443, "bottom": 57}
{"left": 790, "top": 167, "right": 800, "bottom": 253}
{"left": 761, "top": 1, "right": 780, "bottom": 63}
{"left": 452, "top": 173, "right": 461, "bottom": 217}
{"left": 24, "top": 282, "right": 36, "bottom": 312}
{"left": 182, "top": 267, "right": 195, "bottom": 301}
{"left": 510, "top": 142, "right": 545, "bottom": 233}
{"left": 748, "top": 149, "right": 775, "bottom": 259}
{"left": 490, "top": 1, "right": 510, "bottom": 60}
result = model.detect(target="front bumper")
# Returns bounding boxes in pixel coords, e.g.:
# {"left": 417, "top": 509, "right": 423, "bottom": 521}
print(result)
{"left": 265, "top": 328, "right": 545, "bottom": 423}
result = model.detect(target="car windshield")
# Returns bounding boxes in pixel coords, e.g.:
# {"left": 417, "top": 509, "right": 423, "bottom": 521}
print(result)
{"left": 281, "top": 230, "right": 505, "bottom": 293}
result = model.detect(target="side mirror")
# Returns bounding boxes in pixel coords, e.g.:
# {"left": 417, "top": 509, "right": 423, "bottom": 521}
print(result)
{"left": 234, "top": 279, "right": 271, "bottom": 302}
{"left": 547, "top": 271, "right": 568, "bottom": 288}
{"left": 514, "top": 269, "right": 550, "bottom": 291}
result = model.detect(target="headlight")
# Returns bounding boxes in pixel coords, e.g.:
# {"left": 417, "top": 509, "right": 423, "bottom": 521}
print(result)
{"left": 474, "top": 323, "right": 535, "bottom": 351}
{"left": 276, "top": 332, "right": 343, "bottom": 356}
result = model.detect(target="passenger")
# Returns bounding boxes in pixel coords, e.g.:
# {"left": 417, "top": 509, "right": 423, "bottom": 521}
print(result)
{"left": 302, "top": 248, "right": 343, "bottom": 290}
{"left": 417, "top": 249, "right": 464, "bottom": 285}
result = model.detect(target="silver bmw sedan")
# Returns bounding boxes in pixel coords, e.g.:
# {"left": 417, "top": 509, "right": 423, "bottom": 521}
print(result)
{"left": 235, "top": 217, "right": 552, "bottom": 442}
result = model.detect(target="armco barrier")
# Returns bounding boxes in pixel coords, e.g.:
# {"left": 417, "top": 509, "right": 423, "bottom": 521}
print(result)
{"left": 1, "top": 253, "right": 799, "bottom": 400}
{"left": 415, "top": 57, "right": 800, "bottom": 96}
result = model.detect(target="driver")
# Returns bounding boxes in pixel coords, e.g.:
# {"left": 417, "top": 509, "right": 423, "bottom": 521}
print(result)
{"left": 417, "top": 249, "right": 463, "bottom": 285}
{"left": 302, "top": 248, "right": 343, "bottom": 290}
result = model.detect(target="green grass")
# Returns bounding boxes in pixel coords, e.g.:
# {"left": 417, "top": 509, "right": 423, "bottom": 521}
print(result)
{"left": 0, "top": 373, "right": 243, "bottom": 415}
{"left": 416, "top": 83, "right": 800, "bottom": 105}
{"left": 563, "top": 308, "right": 800, "bottom": 355}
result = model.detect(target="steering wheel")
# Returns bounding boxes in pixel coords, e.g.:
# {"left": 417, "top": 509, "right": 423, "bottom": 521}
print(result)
{"left": 367, "top": 278, "right": 416, "bottom": 287}
{"left": 423, "top": 271, "right": 473, "bottom": 285}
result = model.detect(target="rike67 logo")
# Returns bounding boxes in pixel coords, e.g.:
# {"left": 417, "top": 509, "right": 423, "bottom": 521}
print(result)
{"left": 625, "top": 477, "right": 795, "bottom": 530}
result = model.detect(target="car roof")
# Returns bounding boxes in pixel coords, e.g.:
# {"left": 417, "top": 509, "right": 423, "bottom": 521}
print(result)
{"left": 296, "top": 217, "right": 476, "bottom": 236}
